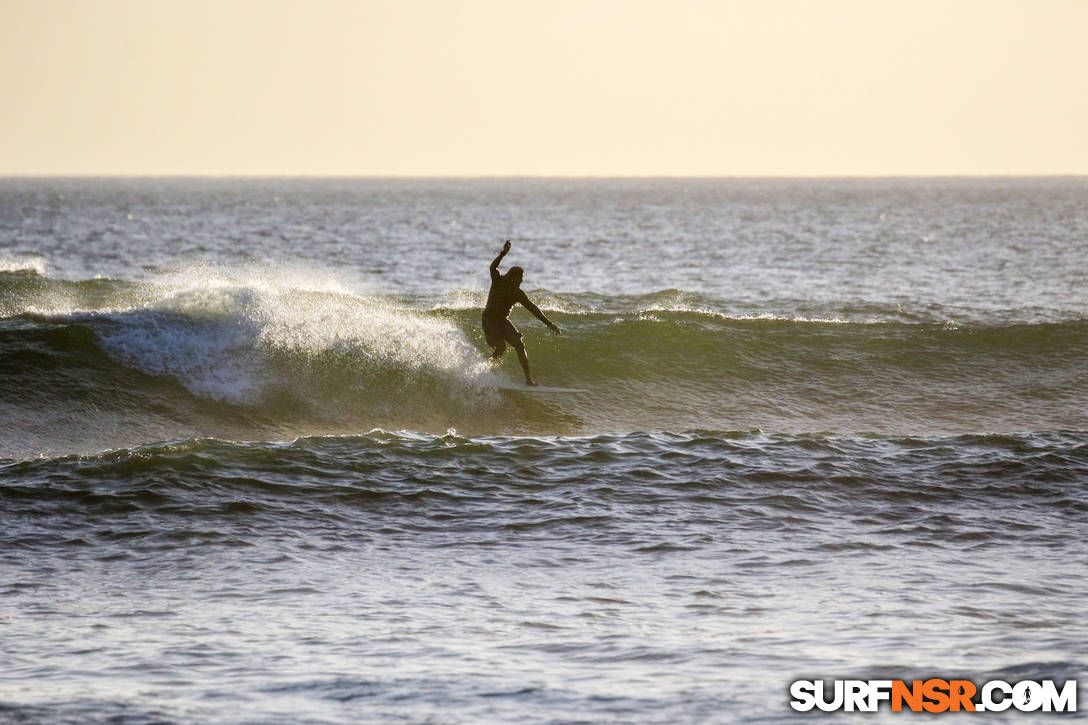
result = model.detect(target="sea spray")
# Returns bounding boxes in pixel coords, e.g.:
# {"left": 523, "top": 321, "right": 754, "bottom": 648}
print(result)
{"left": 3, "top": 178, "right": 1088, "bottom": 724}
{"left": 3, "top": 266, "right": 1086, "bottom": 459}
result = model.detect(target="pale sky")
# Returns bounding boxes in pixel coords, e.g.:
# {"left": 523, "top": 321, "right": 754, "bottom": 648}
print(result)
{"left": 2, "top": 0, "right": 1086, "bottom": 176}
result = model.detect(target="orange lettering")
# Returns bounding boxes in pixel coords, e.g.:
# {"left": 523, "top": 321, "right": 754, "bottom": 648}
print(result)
{"left": 892, "top": 680, "right": 924, "bottom": 712}
{"left": 922, "top": 679, "right": 950, "bottom": 713}
{"left": 949, "top": 680, "right": 976, "bottom": 711}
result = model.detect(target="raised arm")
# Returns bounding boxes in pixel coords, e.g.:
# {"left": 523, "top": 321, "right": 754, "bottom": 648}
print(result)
{"left": 490, "top": 240, "right": 511, "bottom": 282}
{"left": 518, "top": 291, "right": 561, "bottom": 334}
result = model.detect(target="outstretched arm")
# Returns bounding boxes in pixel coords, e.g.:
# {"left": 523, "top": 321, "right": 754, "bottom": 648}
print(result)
{"left": 519, "top": 291, "right": 561, "bottom": 334}
{"left": 490, "top": 240, "right": 511, "bottom": 282}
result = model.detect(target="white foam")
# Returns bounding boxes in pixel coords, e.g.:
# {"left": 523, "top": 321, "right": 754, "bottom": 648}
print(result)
{"left": 87, "top": 262, "right": 493, "bottom": 405}
{"left": 91, "top": 289, "right": 269, "bottom": 403}
{"left": 0, "top": 254, "right": 47, "bottom": 276}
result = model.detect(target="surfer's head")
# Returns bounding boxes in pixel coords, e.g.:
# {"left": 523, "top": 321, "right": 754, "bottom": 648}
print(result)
{"left": 507, "top": 266, "right": 524, "bottom": 286}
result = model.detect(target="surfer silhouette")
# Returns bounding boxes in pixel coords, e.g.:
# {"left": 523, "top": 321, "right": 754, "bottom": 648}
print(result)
{"left": 482, "top": 240, "right": 560, "bottom": 386}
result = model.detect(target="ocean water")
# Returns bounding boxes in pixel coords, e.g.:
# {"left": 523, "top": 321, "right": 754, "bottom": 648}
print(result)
{"left": 1, "top": 177, "right": 1086, "bottom": 723}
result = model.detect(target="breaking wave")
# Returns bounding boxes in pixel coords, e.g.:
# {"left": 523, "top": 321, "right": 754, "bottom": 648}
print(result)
{"left": 1, "top": 266, "right": 1085, "bottom": 458}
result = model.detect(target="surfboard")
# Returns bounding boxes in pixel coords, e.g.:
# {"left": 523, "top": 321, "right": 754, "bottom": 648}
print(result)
{"left": 496, "top": 384, "right": 587, "bottom": 394}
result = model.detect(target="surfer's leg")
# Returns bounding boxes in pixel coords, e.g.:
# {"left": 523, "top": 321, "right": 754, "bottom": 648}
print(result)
{"left": 504, "top": 321, "right": 535, "bottom": 386}
{"left": 483, "top": 316, "right": 506, "bottom": 360}
{"left": 511, "top": 338, "right": 535, "bottom": 386}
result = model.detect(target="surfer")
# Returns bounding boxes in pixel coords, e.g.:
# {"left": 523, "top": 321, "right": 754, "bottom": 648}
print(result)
{"left": 482, "top": 240, "right": 560, "bottom": 386}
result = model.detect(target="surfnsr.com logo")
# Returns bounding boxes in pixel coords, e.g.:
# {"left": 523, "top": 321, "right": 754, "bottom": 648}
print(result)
{"left": 789, "top": 679, "right": 1078, "bottom": 713}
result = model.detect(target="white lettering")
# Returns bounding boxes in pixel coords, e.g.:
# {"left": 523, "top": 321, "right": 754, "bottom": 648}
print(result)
{"left": 1041, "top": 680, "right": 1077, "bottom": 712}
{"left": 845, "top": 680, "right": 868, "bottom": 712}
{"left": 867, "top": 680, "right": 893, "bottom": 711}
{"left": 789, "top": 680, "right": 816, "bottom": 712}
{"left": 982, "top": 680, "right": 1012, "bottom": 712}
{"left": 815, "top": 680, "right": 844, "bottom": 712}
{"left": 1013, "top": 680, "right": 1043, "bottom": 711}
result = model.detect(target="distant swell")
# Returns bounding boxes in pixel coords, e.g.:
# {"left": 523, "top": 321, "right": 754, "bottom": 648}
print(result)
{"left": 1, "top": 269, "right": 1086, "bottom": 458}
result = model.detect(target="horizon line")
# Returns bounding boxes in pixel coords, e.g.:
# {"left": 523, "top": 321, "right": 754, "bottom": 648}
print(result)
{"left": 2, "top": 173, "right": 1087, "bottom": 181}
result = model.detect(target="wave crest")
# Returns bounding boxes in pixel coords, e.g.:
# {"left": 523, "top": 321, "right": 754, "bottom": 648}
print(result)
{"left": 2, "top": 266, "right": 1086, "bottom": 457}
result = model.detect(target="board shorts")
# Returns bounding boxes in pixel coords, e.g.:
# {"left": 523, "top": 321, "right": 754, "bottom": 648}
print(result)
{"left": 482, "top": 314, "right": 521, "bottom": 348}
